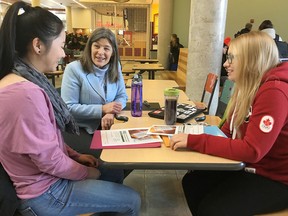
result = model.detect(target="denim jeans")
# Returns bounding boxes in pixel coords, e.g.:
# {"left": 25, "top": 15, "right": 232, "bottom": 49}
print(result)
{"left": 18, "top": 179, "right": 141, "bottom": 216}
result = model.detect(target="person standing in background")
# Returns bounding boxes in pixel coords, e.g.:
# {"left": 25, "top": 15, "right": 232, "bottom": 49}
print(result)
{"left": 234, "top": 22, "right": 253, "bottom": 38}
{"left": 169, "top": 33, "right": 184, "bottom": 71}
{"left": 258, "top": 20, "right": 288, "bottom": 58}
{"left": 259, "top": 19, "right": 283, "bottom": 40}
{"left": 220, "top": 36, "right": 231, "bottom": 87}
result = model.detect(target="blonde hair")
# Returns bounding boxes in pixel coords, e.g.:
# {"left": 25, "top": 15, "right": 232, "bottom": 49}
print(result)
{"left": 227, "top": 31, "right": 279, "bottom": 137}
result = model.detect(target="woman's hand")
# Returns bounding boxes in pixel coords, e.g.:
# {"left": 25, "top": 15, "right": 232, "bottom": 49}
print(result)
{"left": 170, "top": 133, "right": 189, "bottom": 150}
{"left": 76, "top": 154, "right": 99, "bottom": 167}
{"left": 87, "top": 167, "right": 101, "bottom": 180}
{"left": 76, "top": 155, "right": 101, "bottom": 179}
{"left": 101, "top": 113, "right": 115, "bottom": 130}
{"left": 102, "top": 102, "right": 122, "bottom": 114}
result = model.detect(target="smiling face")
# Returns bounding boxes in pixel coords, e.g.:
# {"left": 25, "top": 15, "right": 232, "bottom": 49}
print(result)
{"left": 91, "top": 38, "right": 113, "bottom": 68}
{"left": 223, "top": 47, "right": 239, "bottom": 82}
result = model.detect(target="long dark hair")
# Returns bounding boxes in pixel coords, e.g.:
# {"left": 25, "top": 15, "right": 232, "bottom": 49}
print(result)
{"left": 80, "top": 27, "right": 120, "bottom": 83}
{"left": 0, "top": 1, "right": 64, "bottom": 79}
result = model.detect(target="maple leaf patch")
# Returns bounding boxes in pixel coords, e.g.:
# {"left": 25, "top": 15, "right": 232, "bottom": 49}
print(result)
{"left": 259, "top": 115, "right": 274, "bottom": 133}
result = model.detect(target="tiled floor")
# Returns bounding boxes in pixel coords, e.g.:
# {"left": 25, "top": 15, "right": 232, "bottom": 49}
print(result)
{"left": 124, "top": 169, "right": 191, "bottom": 216}
{"left": 53, "top": 71, "right": 192, "bottom": 216}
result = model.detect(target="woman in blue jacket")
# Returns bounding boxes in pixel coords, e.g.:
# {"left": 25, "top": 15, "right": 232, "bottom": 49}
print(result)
{"left": 62, "top": 27, "right": 127, "bottom": 133}
{"left": 61, "top": 27, "right": 128, "bottom": 179}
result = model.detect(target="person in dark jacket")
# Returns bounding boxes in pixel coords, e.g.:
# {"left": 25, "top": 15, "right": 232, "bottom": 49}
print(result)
{"left": 234, "top": 23, "right": 252, "bottom": 38}
{"left": 220, "top": 36, "right": 231, "bottom": 86}
{"left": 169, "top": 33, "right": 184, "bottom": 71}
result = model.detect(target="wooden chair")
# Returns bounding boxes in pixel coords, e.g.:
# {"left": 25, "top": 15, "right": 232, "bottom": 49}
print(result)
{"left": 199, "top": 72, "right": 218, "bottom": 113}
{"left": 216, "top": 79, "right": 234, "bottom": 118}
{"left": 44, "top": 70, "right": 64, "bottom": 87}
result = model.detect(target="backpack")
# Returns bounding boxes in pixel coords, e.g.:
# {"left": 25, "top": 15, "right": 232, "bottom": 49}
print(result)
{"left": 274, "top": 34, "right": 288, "bottom": 58}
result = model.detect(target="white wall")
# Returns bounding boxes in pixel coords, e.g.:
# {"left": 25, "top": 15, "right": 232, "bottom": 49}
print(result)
{"left": 72, "top": 8, "right": 93, "bottom": 29}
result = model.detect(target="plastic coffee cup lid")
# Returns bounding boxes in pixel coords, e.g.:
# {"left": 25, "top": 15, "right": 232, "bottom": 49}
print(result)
{"left": 164, "top": 88, "right": 179, "bottom": 96}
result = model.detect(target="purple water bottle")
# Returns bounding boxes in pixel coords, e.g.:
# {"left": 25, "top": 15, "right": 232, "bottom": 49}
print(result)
{"left": 131, "top": 74, "right": 143, "bottom": 117}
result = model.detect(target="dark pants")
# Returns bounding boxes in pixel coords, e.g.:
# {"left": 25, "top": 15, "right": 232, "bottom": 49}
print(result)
{"left": 62, "top": 128, "right": 132, "bottom": 181}
{"left": 182, "top": 170, "right": 288, "bottom": 216}
{"left": 62, "top": 128, "right": 101, "bottom": 158}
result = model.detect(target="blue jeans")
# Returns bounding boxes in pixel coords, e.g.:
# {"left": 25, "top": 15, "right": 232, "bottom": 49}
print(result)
{"left": 18, "top": 179, "right": 141, "bottom": 216}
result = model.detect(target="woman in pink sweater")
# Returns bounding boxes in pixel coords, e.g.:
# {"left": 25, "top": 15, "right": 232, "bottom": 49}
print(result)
{"left": 0, "top": 1, "right": 140, "bottom": 216}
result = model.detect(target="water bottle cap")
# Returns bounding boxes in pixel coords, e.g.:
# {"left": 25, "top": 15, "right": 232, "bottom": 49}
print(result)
{"left": 164, "top": 88, "right": 179, "bottom": 96}
{"left": 133, "top": 73, "right": 142, "bottom": 83}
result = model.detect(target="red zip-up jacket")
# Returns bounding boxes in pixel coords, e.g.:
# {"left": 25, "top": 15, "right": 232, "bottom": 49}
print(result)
{"left": 187, "top": 62, "right": 288, "bottom": 185}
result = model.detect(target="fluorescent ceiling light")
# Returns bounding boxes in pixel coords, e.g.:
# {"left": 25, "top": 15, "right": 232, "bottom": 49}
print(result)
{"left": 114, "top": 0, "right": 130, "bottom": 2}
{"left": 73, "top": 0, "right": 87, "bottom": 9}
{"left": 41, "top": 3, "right": 52, "bottom": 8}
{"left": 0, "top": 1, "right": 12, "bottom": 5}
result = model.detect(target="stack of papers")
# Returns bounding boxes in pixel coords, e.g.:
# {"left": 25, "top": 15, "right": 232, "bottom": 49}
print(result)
{"left": 91, "top": 125, "right": 226, "bottom": 149}
{"left": 91, "top": 128, "right": 162, "bottom": 149}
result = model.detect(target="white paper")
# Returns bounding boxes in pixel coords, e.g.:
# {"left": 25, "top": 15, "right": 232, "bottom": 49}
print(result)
{"left": 101, "top": 128, "right": 162, "bottom": 147}
{"left": 147, "top": 124, "right": 204, "bottom": 136}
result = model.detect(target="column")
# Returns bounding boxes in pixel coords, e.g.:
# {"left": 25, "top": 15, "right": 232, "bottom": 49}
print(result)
{"left": 186, "top": 0, "right": 228, "bottom": 115}
{"left": 31, "top": 0, "right": 40, "bottom": 7}
{"left": 158, "top": 0, "right": 173, "bottom": 68}
{"left": 65, "top": 6, "right": 73, "bottom": 33}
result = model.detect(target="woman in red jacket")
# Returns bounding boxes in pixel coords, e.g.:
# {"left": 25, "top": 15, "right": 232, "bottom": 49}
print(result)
{"left": 170, "top": 31, "right": 288, "bottom": 216}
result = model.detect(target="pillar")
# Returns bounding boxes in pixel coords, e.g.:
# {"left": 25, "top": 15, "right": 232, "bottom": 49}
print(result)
{"left": 31, "top": 0, "right": 40, "bottom": 7}
{"left": 158, "top": 0, "right": 173, "bottom": 68}
{"left": 65, "top": 6, "right": 73, "bottom": 33}
{"left": 186, "top": 0, "right": 228, "bottom": 115}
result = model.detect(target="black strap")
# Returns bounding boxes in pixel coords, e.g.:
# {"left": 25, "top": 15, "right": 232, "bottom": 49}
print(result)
{"left": 275, "top": 34, "right": 280, "bottom": 41}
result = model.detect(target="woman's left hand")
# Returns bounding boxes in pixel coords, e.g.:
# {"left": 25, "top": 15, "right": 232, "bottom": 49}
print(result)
{"left": 101, "top": 113, "right": 115, "bottom": 130}
{"left": 170, "top": 133, "right": 189, "bottom": 150}
{"left": 76, "top": 154, "right": 99, "bottom": 168}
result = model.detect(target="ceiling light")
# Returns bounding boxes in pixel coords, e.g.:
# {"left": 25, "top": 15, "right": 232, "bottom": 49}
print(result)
{"left": 73, "top": 0, "right": 87, "bottom": 9}
{"left": 41, "top": 3, "right": 52, "bottom": 8}
{"left": 0, "top": 1, "right": 12, "bottom": 5}
{"left": 113, "top": 0, "right": 130, "bottom": 3}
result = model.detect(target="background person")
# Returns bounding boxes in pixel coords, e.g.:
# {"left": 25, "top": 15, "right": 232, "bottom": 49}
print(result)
{"left": 220, "top": 36, "right": 231, "bottom": 87}
{"left": 234, "top": 22, "right": 252, "bottom": 37}
{"left": 0, "top": 2, "right": 140, "bottom": 215}
{"left": 170, "top": 31, "right": 288, "bottom": 215}
{"left": 169, "top": 33, "right": 184, "bottom": 71}
{"left": 258, "top": 19, "right": 283, "bottom": 40}
{"left": 258, "top": 20, "right": 288, "bottom": 58}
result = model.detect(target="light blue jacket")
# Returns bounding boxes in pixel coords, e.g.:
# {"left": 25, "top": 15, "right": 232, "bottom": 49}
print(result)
{"left": 61, "top": 60, "right": 127, "bottom": 134}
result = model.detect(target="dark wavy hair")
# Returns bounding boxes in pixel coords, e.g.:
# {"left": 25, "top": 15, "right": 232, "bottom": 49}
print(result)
{"left": 0, "top": 1, "right": 64, "bottom": 79}
{"left": 258, "top": 20, "right": 273, "bottom": 31}
{"left": 80, "top": 27, "right": 120, "bottom": 83}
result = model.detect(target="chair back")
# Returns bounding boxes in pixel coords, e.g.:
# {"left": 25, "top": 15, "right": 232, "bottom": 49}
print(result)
{"left": 0, "top": 163, "right": 19, "bottom": 215}
{"left": 200, "top": 73, "right": 218, "bottom": 112}
{"left": 216, "top": 79, "right": 234, "bottom": 118}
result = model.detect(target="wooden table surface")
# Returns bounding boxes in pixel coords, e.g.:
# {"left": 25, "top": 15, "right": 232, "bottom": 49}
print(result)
{"left": 98, "top": 79, "right": 235, "bottom": 170}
